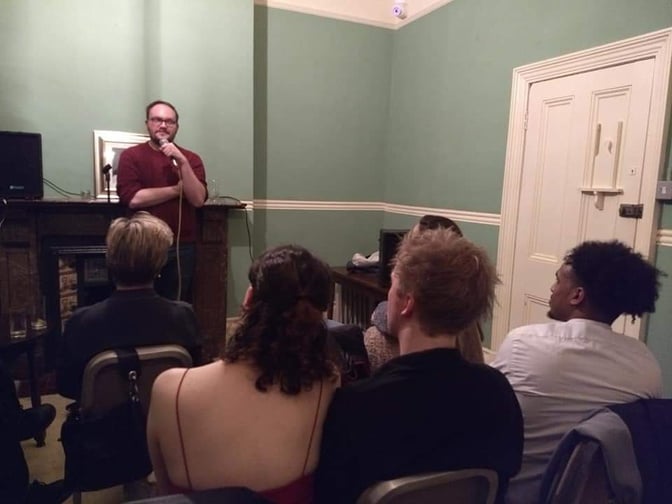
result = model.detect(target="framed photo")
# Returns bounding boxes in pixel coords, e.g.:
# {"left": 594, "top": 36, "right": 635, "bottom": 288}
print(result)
{"left": 93, "top": 130, "right": 149, "bottom": 200}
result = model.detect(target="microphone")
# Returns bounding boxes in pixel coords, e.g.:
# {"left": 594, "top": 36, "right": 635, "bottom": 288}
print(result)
{"left": 159, "top": 138, "right": 178, "bottom": 167}
{"left": 102, "top": 164, "right": 112, "bottom": 203}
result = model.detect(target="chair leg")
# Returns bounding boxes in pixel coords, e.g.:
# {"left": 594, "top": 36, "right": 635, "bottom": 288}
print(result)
{"left": 73, "top": 490, "right": 82, "bottom": 504}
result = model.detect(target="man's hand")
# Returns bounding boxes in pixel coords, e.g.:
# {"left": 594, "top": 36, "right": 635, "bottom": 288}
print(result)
{"left": 159, "top": 140, "right": 188, "bottom": 168}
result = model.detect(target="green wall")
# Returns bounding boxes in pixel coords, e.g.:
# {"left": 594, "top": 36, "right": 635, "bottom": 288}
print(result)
{"left": 253, "top": 6, "right": 392, "bottom": 266}
{"left": 0, "top": 1, "right": 144, "bottom": 192}
{"left": 255, "top": 210, "right": 382, "bottom": 265}
{"left": 385, "top": 0, "right": 672, "bottom": 210}
{"left": 648, "top": 246, "right": 672, "bottom": 395}
{"left": 254, "top": 7, "right": 391, "bottom": 202}
{"left": 0, "top": 0, "right": 253, "bottom": 198}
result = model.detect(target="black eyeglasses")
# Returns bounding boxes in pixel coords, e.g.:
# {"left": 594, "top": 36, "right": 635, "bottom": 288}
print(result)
{"left": 148, "top": 117, "right": 177, "bottom": 126}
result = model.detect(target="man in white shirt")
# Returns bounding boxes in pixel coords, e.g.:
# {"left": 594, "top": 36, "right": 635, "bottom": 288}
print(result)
{"left": 492, "top": 240, "right": 663, "bottom": 504}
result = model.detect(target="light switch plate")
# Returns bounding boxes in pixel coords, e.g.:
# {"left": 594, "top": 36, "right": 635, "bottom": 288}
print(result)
{"left": 656, "top": 180, "right": 672, "bottom": 201}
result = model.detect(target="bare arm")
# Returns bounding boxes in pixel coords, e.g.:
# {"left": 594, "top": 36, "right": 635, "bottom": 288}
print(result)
{"left": 147, "top": 369, "right": 183, "bottom": 495}
{"left": 147, "top": 427, "right": 172, "bottom": 495}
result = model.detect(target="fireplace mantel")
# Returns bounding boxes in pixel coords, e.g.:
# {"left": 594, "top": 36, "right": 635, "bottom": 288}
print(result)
{"left": 0, "top": 197, "right": 242, "bottom": 365}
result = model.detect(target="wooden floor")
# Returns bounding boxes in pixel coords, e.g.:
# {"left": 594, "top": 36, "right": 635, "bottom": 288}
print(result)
{"left": 21, "top": 394, "right": 131, "bottom": 504}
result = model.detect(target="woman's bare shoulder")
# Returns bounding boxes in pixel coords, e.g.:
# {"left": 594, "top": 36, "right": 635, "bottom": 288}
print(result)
{"left": 151, "top": 366, "right": 190, "bottom": 401}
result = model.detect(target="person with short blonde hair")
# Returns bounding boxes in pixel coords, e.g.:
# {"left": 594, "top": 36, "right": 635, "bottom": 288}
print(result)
{"left": 106, "top": 211, "right": 174, "bottom": 287}
{"left": 56, "top": 212, "right": 202, "bottom": 400}
{"left": 316, "top": 228, "right": 523, "bottom": 504}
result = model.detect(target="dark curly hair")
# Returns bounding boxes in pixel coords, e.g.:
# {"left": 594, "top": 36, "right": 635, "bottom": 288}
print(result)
{"left": 417, "top": 215, "right": 463, "bottom": 236}
{"left": 564, "top": 240, "right": 665, "bottom": 323}
{"left": 222, "top": 245, "right": 338, "bottom": 395}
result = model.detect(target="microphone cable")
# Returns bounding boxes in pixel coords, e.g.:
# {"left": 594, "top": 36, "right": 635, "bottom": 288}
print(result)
{"left": 161, "top": 138, "right": 183, "bottom": 302}
{"left": 43, "top": 178, "right": 81, "bottom": 197}
{"left": 175, "top": 166, "right": 183, "bottom": 302}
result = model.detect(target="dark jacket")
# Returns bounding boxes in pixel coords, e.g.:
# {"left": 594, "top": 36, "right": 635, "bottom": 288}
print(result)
{"left": 56, "top": 288, "right": 202, "bottom": 399}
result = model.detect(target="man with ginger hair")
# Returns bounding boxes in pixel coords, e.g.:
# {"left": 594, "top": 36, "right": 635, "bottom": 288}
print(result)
{"left": 316, "top": 228, "right": 523, "bottom": 504}
{"left": 57, "top": 212, "right": 202, "bottom": 400}
{"left": 365, "top": 214, "right": 484, "bottom": 371}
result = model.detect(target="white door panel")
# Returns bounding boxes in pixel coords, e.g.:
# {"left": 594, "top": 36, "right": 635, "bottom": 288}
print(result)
{"left": 510, "top": 59, "right": 655, "bottom": 336}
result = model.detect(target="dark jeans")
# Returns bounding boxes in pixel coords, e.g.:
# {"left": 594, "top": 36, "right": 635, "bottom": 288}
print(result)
{"left": 154, "top": 243, "right": 195, "bottom": 303}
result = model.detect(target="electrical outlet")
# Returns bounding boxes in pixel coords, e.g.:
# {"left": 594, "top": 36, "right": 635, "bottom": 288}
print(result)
{"left": 656, "top": 181, "right": 672, "bottom": 201}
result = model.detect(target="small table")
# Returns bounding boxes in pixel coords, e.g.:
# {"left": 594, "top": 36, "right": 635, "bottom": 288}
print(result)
{"left": 0, "top": 320, "right": 48, "bottom": 446}
{"left": 330, "top": 267, "right": 389, "bottom": 329}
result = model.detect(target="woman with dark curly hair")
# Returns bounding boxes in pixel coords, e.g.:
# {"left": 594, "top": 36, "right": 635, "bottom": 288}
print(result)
{"left": 147, "top": 245, "right": 340, "bottom": 502}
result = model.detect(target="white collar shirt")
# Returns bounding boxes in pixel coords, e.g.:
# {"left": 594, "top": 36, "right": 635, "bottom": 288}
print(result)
{"left": 491, "top": 318, "right": 662, "bottom": 504}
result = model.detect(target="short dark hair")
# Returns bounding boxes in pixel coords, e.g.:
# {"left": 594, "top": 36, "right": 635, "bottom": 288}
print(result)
{"left": 222, "top": 245, "right": 338, "bottom": 395}
{"left": 145, "top": 100, "right": 179, "bottom": 122}
{"left": 564, "top": 240, "right": 664, "bottom": 322}
{"left": 417, "top": 215, "right": 463, "bottom": 236}
{"left": 105, "top": 212, "right": 173, "bottom": 287}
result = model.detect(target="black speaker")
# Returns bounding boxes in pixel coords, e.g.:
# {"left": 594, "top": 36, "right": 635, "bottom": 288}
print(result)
{"left": 0, "top": 131, "right": 44, "bottom": 200}
{"left": 378, "top": 229, "right": 408, "bottom": 287}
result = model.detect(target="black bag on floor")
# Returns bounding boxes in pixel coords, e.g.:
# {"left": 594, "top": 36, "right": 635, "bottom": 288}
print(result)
{"left": 60, "top": 348, "right": 152, "bottom": 491}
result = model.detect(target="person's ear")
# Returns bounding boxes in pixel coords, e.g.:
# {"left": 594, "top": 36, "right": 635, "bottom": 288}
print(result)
{"left": 569, "top": 286, "right": 585, "bottom": 306}
{"left": 400, "top": 293, "right": 414, "bottom": 318}
{"left": 243, "top": 286, "right": 254, "bottom": 309}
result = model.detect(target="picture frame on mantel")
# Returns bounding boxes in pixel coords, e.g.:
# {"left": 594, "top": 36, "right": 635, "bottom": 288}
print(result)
{"left": 92, "top": 130, "right": 148, "bottom": 200}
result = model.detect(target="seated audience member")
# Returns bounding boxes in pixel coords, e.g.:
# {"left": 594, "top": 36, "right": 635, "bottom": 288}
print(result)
{"left": 326, "top": 323, "right": 371, "bottom": 384}
{"left": 316, "top": 228, "right": 523, "bottom": 504}
{"left": 0, "top": 360, "right": 70, "bottom": 503}
{"left": 56, "top": 211, "right": 202, "bottom": 400}
{"left": 365, "top": 214, "right": 484, "bottom": 371}
{"left": 362, "top": 302, "right": 400, "bottom": 372}
{"left": 492, "top": 240, "right": 664, "bottom": 504}
{"left": 147, "top": 245, "right": 340, "bottom": 502}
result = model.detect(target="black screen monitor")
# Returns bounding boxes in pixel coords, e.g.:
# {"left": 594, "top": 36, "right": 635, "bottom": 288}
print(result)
{"left": 378, "top": 228, "right": 409, "bottom": 287}
{"left": 0, "top": 131, "right": 44, "bottom": 200}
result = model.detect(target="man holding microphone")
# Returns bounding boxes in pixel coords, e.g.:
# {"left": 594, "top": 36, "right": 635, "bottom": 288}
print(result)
{"left": 117, "top": 100, "right": 207, "bottom": 302}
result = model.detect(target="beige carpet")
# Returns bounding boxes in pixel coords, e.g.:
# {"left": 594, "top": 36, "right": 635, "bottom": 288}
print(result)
{"left": 21, "top": 394, "right": 127, "bottom": 504}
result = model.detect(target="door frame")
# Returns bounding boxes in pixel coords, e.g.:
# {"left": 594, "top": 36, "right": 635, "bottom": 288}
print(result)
{"left": 491, "top": 28, "right": 672, "bottom": 351}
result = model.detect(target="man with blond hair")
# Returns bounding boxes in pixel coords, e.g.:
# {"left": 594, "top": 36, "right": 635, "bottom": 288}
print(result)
{"left": 316, "top": 228, "right": 523, "bottom": 504}
{"left": 57, "top": 212, "right": 202, "bottom": 400}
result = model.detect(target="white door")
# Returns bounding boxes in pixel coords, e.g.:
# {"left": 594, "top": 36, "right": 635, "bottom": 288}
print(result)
{"left": 509, "top": 58, "right": 655, "bottom": 337}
